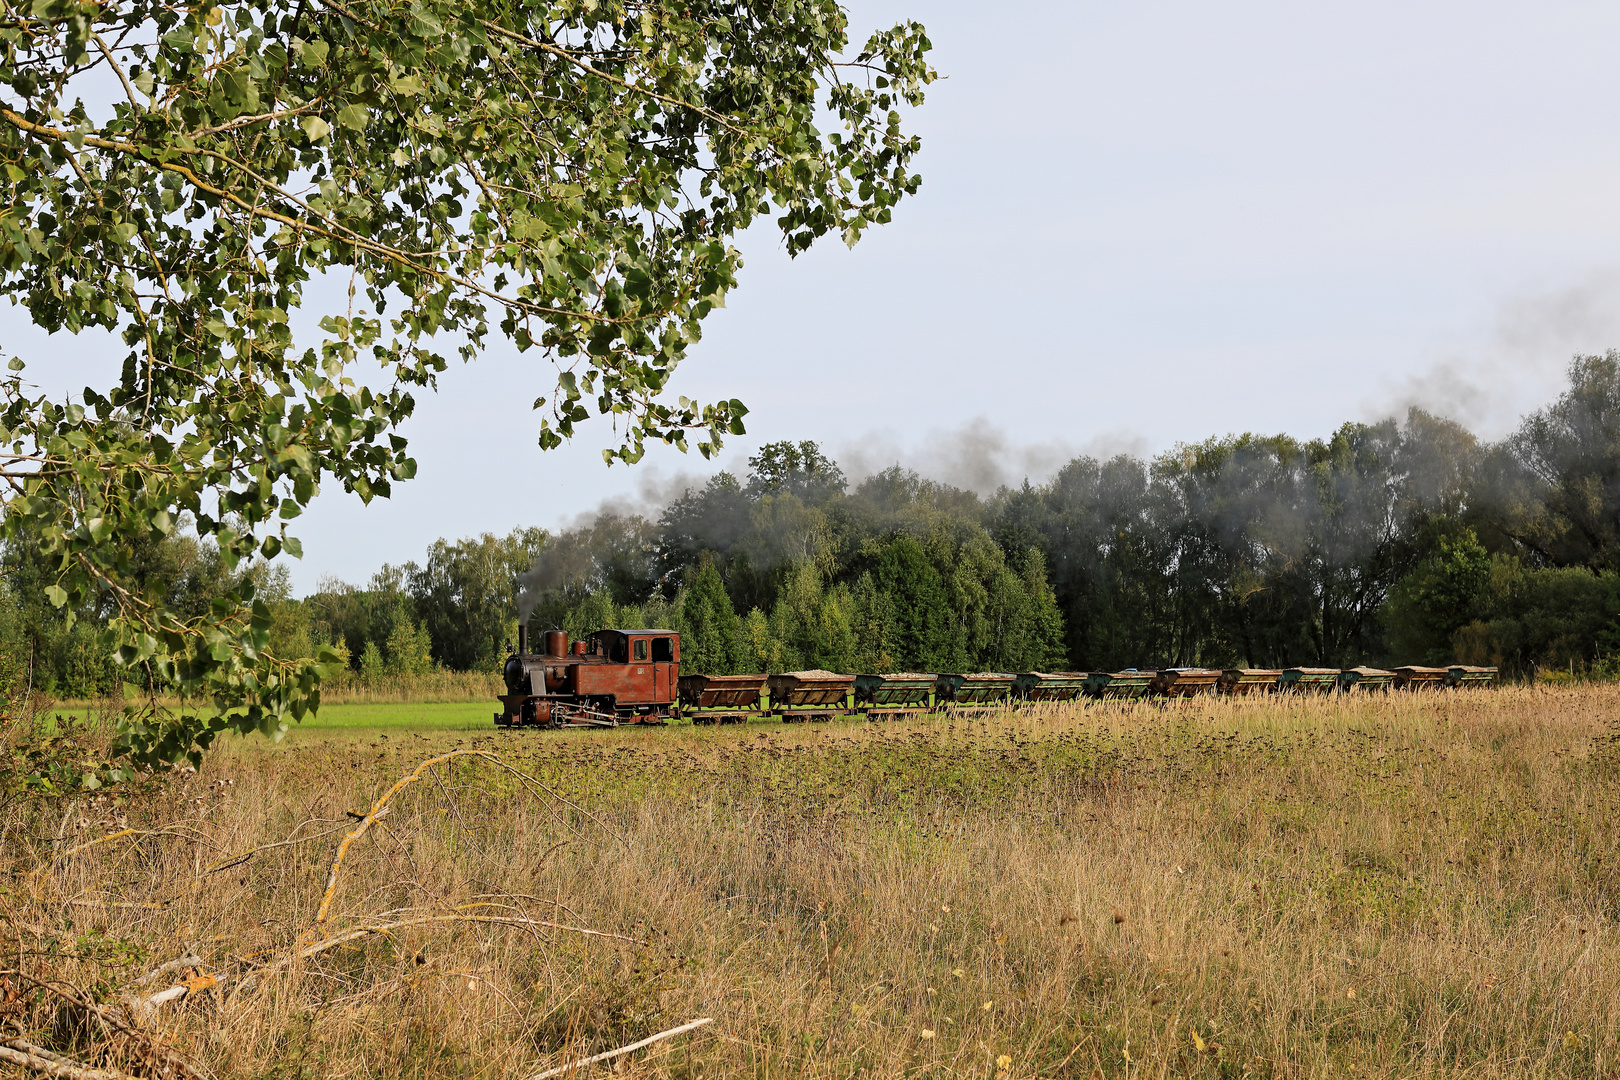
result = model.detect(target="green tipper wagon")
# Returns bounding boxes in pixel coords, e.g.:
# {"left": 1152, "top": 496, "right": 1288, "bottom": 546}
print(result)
{"left": 1280, "top": 668, "right": 1339, "bottom": 694}
{"left": 1085, "top": 670, "right": 1156, "bottom": 700}
{"left": 1447, "top": 665, "right": 1499, "bottom": 688}
{"left": 853, "top": 673, "right": 936, "bottom": 720}
{"left": 1218, "top": 669, "right": 1281, "bottom": 695}
{"left": 935, "top": 673, "right": 1017, "bottom": 711}
{"left": 1338, "top": 666, "right": 1395, "bottom": 692}
{"left": 1012, "top": 671, "right": 1090, "bottom": 703}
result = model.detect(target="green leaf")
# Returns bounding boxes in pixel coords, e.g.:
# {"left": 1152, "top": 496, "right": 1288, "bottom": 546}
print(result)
{"left": 300, "top": 116, "right": 331, "bottom": 142}
{"left": 336, "top": 103, "right": 369, "bottom": 131}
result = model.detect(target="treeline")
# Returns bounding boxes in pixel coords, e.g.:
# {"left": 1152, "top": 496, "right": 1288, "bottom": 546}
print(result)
{"left": 522, "top": 442, "right": 1069, "bottom": 676}
{"left": 12, "top": 353, "right": 1620, "bottom": 698}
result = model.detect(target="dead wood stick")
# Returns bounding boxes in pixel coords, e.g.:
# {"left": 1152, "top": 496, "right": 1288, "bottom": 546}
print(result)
{"left": 126, "top": 971, "right": 220, "bottom": 1017}
{"left": 3, "top": 975, "right": 201, "bottom": 1079}
{"left": 0, "top": 1039, "right": 137, "bottom": 1080}
{"left": 521, "top": 1017, "right": 714, "bottom": 1080}
{"left": 65, "top": 898, "right": 170, "bottom": 911}
{"left": 130, "top": 953, "right": 203, "bottom": 987}
{"left": 313, "top": 749, "right": 470, "bottom": 926}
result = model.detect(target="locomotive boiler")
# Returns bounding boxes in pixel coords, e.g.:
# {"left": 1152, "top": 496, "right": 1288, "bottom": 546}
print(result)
{"left": 495, "top": 626, "right": 680, "bottom": 728}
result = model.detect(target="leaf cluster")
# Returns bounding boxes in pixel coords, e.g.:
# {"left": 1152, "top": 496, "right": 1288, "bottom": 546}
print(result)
{"left": 0, "top": 0, "right": 934, "bottom": 761}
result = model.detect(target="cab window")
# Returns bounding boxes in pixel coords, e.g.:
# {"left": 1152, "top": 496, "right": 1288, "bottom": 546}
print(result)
{"left": 633, "top": 638, "right": 648, "bottom": 662}
{"left": 596, "top": 633, "right": 628, "bottom": 663}
{"left": 652, "top": 637, "right": 674, "bottom": 663}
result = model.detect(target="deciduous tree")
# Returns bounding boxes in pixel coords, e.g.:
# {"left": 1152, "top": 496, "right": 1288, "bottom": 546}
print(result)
{"left": 0, "top": 0, "right": 933, "bottom": 762}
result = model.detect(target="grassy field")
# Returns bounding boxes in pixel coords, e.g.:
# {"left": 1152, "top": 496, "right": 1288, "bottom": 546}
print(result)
{"left": 2, "top": 686, "right": 1617, "bottom": 1079}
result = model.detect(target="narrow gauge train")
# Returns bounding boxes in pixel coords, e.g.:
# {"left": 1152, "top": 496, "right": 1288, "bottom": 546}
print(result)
{"left": 495, "top": 628, "right": 1499, "bottom": 729}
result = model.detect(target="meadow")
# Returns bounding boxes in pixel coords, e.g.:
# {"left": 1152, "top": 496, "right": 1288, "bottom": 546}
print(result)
{"left": 1, "top": 685, "right": 1616, "bottom": 1079}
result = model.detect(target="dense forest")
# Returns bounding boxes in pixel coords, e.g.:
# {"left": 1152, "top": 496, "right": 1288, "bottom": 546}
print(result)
{"left": 11, "top": 353, "right": 1620, "bottom": 697}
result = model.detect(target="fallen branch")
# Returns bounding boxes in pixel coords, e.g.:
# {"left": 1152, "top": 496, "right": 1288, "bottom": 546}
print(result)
{"left": 0, "top": 1039, "right": 137, "bottom": 1080}
{"left": 4, "top": 972, "right": 205, "bottom": 1079}
{"left": 521, "top": 1017, "right": 714, "bottom": 1080}
{"left": 132, "top": 911, "right": 650, "bottom": 1009}
{"left": 65, "top": 898, "right": 170, "bottom": 911}
{"left": 313, "top": 749, "right": 463, "bottom": 927}
{"left": 130, "top": 954, "right": 203, "bottom": 988}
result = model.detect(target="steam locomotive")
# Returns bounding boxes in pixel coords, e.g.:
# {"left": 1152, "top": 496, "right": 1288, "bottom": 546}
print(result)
{"left": 496, "top": 626, "right": 680, "bottom": 728}
{"left": 495, "top": 627, "right": 1498, "bottom": 729}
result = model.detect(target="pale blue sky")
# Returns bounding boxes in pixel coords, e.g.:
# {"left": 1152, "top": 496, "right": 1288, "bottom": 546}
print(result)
{"left": 10, "top": 0, "right": 1620, "bottom": 590}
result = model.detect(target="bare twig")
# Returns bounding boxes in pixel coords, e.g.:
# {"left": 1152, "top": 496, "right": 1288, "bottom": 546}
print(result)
{"left": 296, "top": 912, "right": 646, "bottom": 962}
{"left": 198, "top": 819, "right": 351, "bottom": 877}
{"left": 63, "top": 898, "right": 169, "bottom": 911}
{"left": 521, "top": 1017, "right": 714, "bottom": 1080}
{"left": 90, "top": 32, "right": 140, "bottom": 112}
{"left": 189, "top": 911, "right": 645, "bottom": 1007}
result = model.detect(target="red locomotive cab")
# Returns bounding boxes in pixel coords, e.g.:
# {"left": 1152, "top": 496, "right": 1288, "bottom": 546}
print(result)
{"left": 575, "top": 630, "right": 680, "bottom": 721}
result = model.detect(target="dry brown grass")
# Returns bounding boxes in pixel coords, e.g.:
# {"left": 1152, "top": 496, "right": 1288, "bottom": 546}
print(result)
{"left": 2, "top": 684, "right": 1617, "bottom": 1079}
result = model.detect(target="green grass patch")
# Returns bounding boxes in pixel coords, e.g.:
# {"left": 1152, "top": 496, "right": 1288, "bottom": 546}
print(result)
{"left": 287, "top": 700, "right": 499, "bottom": 732}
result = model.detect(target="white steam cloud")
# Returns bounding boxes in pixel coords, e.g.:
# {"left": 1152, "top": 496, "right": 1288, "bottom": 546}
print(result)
{"left": 1373, "top": 268, "right": 1620, "bottom": 437}
{"left": 835, "top": 417, "right": 1147, "bottom": 497}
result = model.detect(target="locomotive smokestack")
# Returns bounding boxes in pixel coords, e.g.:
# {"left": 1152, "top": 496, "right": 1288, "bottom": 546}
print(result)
{"left": 518, "top": 624, "right": 528, "bottom": 655}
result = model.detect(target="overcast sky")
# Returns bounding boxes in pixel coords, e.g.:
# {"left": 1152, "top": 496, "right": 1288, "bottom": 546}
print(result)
{"left": 11, "top": 0, "right": 1620, "bottom": 592}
